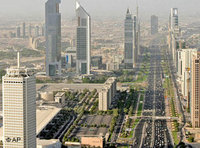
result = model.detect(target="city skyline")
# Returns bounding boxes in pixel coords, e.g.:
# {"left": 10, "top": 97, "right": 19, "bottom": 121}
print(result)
{"left": 1, "top": 0, "right": 200, "bottom": 20}
{"left": 0, "top": 0, "right": 200, "bottom": 147}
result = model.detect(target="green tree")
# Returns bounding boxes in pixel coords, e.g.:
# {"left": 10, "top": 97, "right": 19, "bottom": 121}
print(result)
{"left": 188, "top": 136, "right": 194, "bottom": 143}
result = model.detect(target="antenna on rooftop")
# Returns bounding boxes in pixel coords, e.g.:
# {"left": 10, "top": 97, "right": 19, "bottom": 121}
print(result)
{"left": 136, "top": 0, "right": 139, "bottom": 17}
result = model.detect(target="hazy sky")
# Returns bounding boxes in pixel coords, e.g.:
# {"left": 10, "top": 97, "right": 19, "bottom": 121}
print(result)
{"left": 0, "top": 0, "right": 199, "bottom": 20}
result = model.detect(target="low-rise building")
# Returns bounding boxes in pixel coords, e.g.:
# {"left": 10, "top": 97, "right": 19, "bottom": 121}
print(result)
{"left": 106, "top": 62, "right": 120, "bottom": 71}
{"left": 54, "top": 92, "right": 66, "bottom": 105}
{"left": 64, "top": 47, "right": 76, "bottom": 69}
{"left": 91, "top": 56, "right": 103, "bottom": 70}
{"left": 81, "top": 136, "right": 104, "bottom": 148}
{"left": 40, "top": 92, "right": 54, "bottom": 101}
{"left": 37, "top": 139, "right": 61, "bottom": 148}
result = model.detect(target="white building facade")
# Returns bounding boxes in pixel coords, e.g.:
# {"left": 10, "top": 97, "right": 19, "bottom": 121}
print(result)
{"left": 99, "top": 77, "right": 117, "bottom": 111}
{"left": 3, "top": 67, "right": 36, "bottom": 147}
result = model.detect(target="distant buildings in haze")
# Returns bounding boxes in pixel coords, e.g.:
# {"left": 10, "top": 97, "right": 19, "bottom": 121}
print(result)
{"left": 22, "top": 22, "right": 26, "bottom": 38}
{"left": 151, "top": 15, "right": 158, "bottom": 35}
{"left": 15, "top": 23, "right": 44, "bottom": 39}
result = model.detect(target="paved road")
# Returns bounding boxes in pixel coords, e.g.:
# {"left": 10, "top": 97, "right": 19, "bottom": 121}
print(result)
{"left": 133, "top": 38, "right": 173, "bottom": 148}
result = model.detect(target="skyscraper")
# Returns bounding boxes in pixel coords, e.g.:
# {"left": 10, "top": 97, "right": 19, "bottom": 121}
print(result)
{"left": 168, "top": 8, "right": 181, "bottom": 73}
{"left": 41, "top": 24, "right": 45, "bottom": 36}
{"left": 177, "top": 48, "right": 197, "bottom": 110}
{"left": 133, "top": 15, "right": 138, "bottom": 66}
{"left": 151, "top": 15, "right": 158, "bottom": 35}
{"left": 76, "top": 2, "right": 91, "bottom": 75}
{"left": 35, "top": 26, "right": 40, "bottom": 37}
{"left": 170, "top": 8, "right": 179, "bottom": 30}
{"left": 22, "top": 22, "right": 26, "bottom": 38}
{"left": 136, "top": 5, "right": 140, "bottom": 56}
{"left": 16, "top": 26, "right": 21, "bottom": 38}
{"left": 191, "top": 52, "right": 200, "bottom": 128}
{"left": 124, "top": 9, "right": 134, "bottom": 69}
{"left": 45, "top": 0, "right": 61, "bottom": 76}
{"left": 137, "top": 21, "right": 141, "bottom": 55}
{"left": 2, "top": 53, "right": 36, "bottom": 147}
{"left": 28, "top": 24, "right": 32, "bottom": 37}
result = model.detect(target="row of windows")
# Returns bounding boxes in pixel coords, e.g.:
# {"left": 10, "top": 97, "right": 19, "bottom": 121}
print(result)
{"left": 195, "top": 111, "right": 199, "bottom": 118}
{"left": 4, "top": 81, "right": 25, "bottom": 83}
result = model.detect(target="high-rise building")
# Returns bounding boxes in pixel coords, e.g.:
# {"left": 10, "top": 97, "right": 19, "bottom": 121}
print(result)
{"left": 177, "top": 48, "right": 197, "bottom": 110}
{"left": 137, "top": 21, "right": 141, "bottom": 55}
{"left": 123, "top": 6, "right": 140, "bottom": 69}
{"left": 22, "top": 22, "right": 26, "bottom": 38}
{"left": 168, "top": 8, "right": 181, "bottom": 73}
{"left": 41, "top": 24, "right": 45, "bottom": 36}
{"left": 45, "top": 0, "right": 61, "bottom": 76}
{"left": 35, "top": 26, "right": 40, "bottom": 37}
{"left": 170, "top": 8, "right": 179, "bottom": 30}
{"left": 124, "top": 9, "right": 134, "bottom": 69}
{"left": 136, "top": 6, "right": 140, "bottom": 56}
{"left": 133, "top": 15, "right": 138, "bottom": 66}
{"left": 191, "top": 52, "right": 200, "bottom": 128}
{"left": 2, "top": 53, "right": 36, "bottom": 147}
{"left": 28, "top": 24, "right": 32, "bottom": 37}
{"left": 16, "top": 26, "right": 21, "bottom": 38}
{"left": 151, "top": 15, "right": 158, "bottom": 35}
{"left": 76, "top": 2, "right": 91, "bottom": 75}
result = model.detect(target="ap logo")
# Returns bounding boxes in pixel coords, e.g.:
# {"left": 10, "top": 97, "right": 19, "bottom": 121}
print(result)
{"left": 6, "top": 137, "right": 11, "bottom": 142}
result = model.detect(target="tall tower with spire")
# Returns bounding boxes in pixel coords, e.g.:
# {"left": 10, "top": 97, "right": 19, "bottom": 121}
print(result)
{"left": 76, "top": 2, "right": 91, "bottom": 75}
{"left": 124, "top": 8, "right": 134, "bottom": 69}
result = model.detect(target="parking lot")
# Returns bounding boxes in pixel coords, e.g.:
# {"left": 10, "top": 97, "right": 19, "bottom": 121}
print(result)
{"left": 71, "top": 115, "right": 112, "bottom": 137}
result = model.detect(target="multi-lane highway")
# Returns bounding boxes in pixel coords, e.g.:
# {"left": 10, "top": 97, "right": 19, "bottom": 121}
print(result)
{"left": 133, "top": 43, "right": 173, "bottom": 148}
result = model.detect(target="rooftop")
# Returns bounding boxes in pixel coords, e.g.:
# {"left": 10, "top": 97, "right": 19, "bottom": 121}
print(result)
{"left": 37, "top": 83, "right": 104, "bottom": 93}
{"left": 37, "top": 138, "right": 61, "bottom": 146}
{"left": 36, "top": 106, "right": 61, "bottom": 134}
